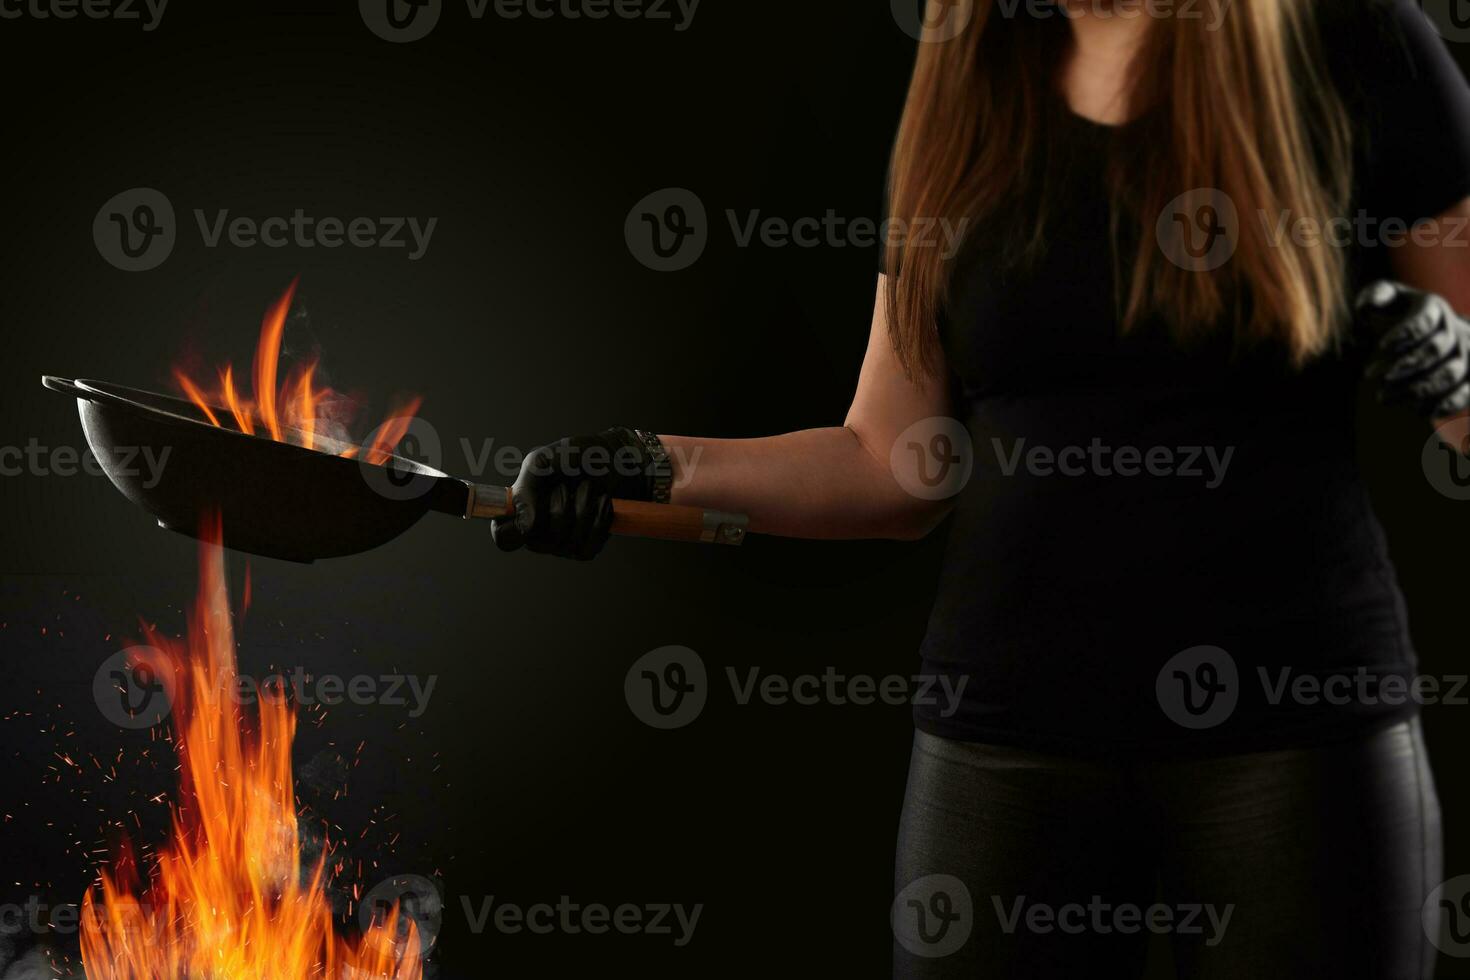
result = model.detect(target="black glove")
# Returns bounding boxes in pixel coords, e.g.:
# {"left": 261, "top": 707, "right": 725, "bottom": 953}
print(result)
{"left": 1359, "top": 280, "right": 1470, "bottom": 419}
{"left": 490, "top": 427, "right": 656, "bottom": 560}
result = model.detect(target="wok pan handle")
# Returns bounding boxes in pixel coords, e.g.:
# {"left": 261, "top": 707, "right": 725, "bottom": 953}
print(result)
{"left": 464, "top": 483, "right": 748, "bottom": 546}
{"left": 609, "top": 499, "right": 748, "bottom": 545}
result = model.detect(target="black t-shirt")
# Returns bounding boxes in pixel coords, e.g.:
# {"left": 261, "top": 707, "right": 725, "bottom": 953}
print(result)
{"left": 915, "top": 0, "right": 1470, "bottom": 756}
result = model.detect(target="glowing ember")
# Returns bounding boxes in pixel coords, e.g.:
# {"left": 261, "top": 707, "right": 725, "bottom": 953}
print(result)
{"left": 79, "top": 516, "right": 422, "bottom": 979}
{"left": 174, "top": 279, "right": 422, "bottom": 465}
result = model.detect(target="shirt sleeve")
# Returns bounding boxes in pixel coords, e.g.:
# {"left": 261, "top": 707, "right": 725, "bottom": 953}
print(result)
{"left": 1355, "top": 0, "right": 1470, "bottom": 225}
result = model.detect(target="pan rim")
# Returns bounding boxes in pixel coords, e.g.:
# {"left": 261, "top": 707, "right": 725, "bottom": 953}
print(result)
{"left": 64, "top": 376, "right": 450, "bottom": 479}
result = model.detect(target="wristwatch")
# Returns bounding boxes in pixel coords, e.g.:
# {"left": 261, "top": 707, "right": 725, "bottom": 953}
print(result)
{"left": 634, "top": 429, "right": 673, "bottom": 504}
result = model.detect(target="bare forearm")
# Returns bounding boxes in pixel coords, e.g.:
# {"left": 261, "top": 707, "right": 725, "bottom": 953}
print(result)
{"left": 660, "top": 429, "right": 945, "bottom": 540}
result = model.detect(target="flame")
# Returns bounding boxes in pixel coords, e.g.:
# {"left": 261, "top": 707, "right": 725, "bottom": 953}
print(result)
{"left": 221, "top": 365, "right": 255, "bottom": 437}
{"left": 174, "top": 279, "right": 420, "bottom": 463}
{"left": 173, "top": 371, "right": 221, "bottom": 428}
{"left": 362, "top": 397, "right": 423, "bottom": 467}
{"left": 252, "top": 279, "right": 294, "bottom": 443}
{"left": 296, "top": 366, "right": 318, "bottom": 452}
{"left": 80, "top": 518, "right": 423, "bottom": 979}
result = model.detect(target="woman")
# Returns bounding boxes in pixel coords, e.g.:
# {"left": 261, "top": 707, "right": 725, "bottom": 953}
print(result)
{"left": 493, "top": 0, "right": 1470, "bottom": 974}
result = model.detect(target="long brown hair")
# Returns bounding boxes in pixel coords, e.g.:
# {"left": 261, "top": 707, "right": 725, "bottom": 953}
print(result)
{"left": 883, "top": 0, "right": 1353, "bottom": 378}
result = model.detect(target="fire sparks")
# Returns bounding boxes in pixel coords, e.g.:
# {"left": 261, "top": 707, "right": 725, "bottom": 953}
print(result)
{"left": 174, "top": 279, "right": 420, "bottom": 462}
{"left": 79, "top": 517, "right": 423, "bottom": 979}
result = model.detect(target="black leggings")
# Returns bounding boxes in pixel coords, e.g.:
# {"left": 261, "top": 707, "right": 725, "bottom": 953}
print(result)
{"left": 893, "top": 720, "right": 1442, "bottom": 978}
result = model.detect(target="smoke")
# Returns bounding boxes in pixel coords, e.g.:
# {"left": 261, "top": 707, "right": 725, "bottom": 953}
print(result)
{"left": 299, "top": 748, "right": 350, "bottom": 798}
{"left": 0, "top": 946, "right": 57, "bottom": 980}
{"left": 296, "top": 748, "right": 355, "bottom": 917}
{"left": 279, "top": 299, "right": 362, "bottom": 449}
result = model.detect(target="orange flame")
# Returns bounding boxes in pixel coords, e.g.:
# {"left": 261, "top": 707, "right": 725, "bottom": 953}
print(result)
{"left": 172, "top": 371, "right": 221, "bottom": 428}
{"left": 175, "top": 279, "right": 420, "bottom": 464}
{"left": 362, "top": 397, "right": 423, "bottom": 467}
{"left": 80, "top": 518, "right": 423, "bottom": 979}
{"left": 296, "top": 365, "right": 318, "bottom": 453}
{"left": 253, "top": 278, "right": 294, "bottom": 443}
{"left": 220, "top": 365, "right": 255, "bottom": 436}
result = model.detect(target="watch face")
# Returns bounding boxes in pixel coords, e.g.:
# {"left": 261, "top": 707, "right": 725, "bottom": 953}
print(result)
{"left": 637, "top": 431, "right": 669, "bottom": 463}
{"left": 633, "top": 431, "right": 672, "bottom": 501}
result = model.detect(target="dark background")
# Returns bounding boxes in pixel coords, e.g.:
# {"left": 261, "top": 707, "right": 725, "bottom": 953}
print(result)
{"left": 0, "top": 2, "right": 1466, "bottom": 977}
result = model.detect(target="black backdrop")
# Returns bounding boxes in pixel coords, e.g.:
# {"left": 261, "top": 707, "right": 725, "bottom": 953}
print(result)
{"left": 0, "top": 2, "right": 1466, "bottom": 977}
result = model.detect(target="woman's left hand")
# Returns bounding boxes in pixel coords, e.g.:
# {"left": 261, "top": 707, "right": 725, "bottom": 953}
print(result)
{"left": 1359, "top": 280, "right": 1470, "bottom": 419}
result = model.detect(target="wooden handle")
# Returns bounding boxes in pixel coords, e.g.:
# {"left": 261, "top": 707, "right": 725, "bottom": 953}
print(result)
{"left": 611, "top": 499, "right": 748, "bottom": 545}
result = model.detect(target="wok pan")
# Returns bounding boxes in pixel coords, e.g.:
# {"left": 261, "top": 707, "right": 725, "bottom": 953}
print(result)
{"left": 42, "top": 376, "right": 748, "bottom": 562}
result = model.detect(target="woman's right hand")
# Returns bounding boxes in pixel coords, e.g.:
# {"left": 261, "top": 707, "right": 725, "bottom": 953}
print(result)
{"left": 490, "top": 427, "right": 657, "bottom": 560}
